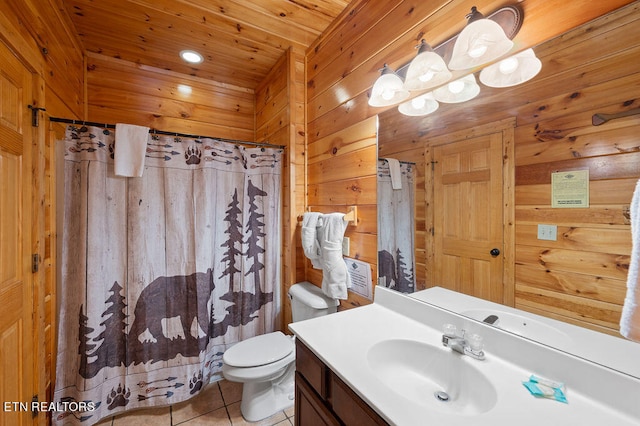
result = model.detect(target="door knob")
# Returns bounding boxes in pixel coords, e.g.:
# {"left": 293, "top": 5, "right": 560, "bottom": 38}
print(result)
{"left": 490, "top": 248, "right": 500, "bottom": 257}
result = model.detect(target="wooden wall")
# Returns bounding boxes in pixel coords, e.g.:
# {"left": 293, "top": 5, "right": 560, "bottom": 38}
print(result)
{"left": 511, "top": 5, "right": 639, "bottom": 334}
{"left": 376, "top": 3, "right": 640, "bottom": 334}
{"left": 85, "top": 53, "right": 255, "bottom": 140}
{"left": 306, "top": 0, "right": 636, "bottom": 325}
{"left": 255, "top": 47, "right": 306, "bottom": 329}
{"left": 0, "top": 0, "right": 84, "bottom": 421}
{"left": 305, "top": 0, "right": 380, "bottom": 308}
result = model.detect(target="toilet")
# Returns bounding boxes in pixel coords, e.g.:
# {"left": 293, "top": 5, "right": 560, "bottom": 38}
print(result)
{"left": 221, "top": 281, "right": 339, "bottom": 422}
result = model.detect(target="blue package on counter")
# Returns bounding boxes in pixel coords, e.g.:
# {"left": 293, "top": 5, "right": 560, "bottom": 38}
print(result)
{"left": 522, "top": 374, "right": 568, "bottom": 403}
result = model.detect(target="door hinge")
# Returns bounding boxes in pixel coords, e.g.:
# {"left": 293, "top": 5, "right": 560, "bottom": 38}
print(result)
{"left": 27, "top": 104, "right": 46, "bottom": 127}
{"left": 32, "top": 253, "right": 40, "bottom": 273}
{"left": 31, "top": 395, "right": 38, "bottom": 418}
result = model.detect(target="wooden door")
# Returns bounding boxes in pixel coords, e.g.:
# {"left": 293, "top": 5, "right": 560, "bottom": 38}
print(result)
{"left": 0, "top": 40, "right": 35, "bottom": 426}
{"left": 432, "top": 132, "right": 504, "bottom": 303}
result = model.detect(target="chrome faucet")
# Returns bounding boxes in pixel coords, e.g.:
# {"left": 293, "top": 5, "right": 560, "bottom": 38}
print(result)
{"left": 442, "top": 324, "right": 485, "bottom": 360}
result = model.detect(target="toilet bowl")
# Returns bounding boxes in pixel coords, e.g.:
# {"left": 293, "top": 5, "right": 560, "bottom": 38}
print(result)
{"left": 221, "top": 281, "right": 339, "bottom": 422}
{"left": 222, "top": 331, "right": 296, "bottom": 422}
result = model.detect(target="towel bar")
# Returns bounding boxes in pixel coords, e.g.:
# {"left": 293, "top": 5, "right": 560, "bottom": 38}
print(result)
{"left": 297, "top": 205, "right": 358, "bottom": 227}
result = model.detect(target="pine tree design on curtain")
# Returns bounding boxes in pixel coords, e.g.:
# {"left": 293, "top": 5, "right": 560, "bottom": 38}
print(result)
{"left": 213, "top": 188, "right": 244, "bottom": 337}
{"left": 94, "top": 282, "right": 128, "bottom": 371}
{"left": 395, "top": 248, "right": 414, "bottom": 293}
{"left": 243, "top": 180, "right": 274, "bottom": 317}
{"left": 219, "top": 180, "right": 274, "bottom": 325}
{"left": 77, "top": 307, "right": 96, "bottom": 379}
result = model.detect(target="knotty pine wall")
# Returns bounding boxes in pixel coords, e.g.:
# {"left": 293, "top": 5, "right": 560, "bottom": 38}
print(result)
{"left": 255, "top": 47, "right": 307, "bottom": 328}
{"left": 1, "top": 0, "right": 84, "bottom": 417}
{"left": 511, "top": 6, "right": 638, "bottom": 334}
{"left": 305, "top": 0, "right": 636, "bottom": 327}
{"left": 376, "top": 3, "right": 640, "bottom": 335}
{"left": 85, "top": 53, "right": 255, "bottom": 141}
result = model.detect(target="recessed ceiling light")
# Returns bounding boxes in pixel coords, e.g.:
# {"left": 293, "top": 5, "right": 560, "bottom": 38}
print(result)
{"left": 177, "top": 84, "right": 192, "bottom": 95}
{"left": 180, "top": 50, "right": 203, "bottom": 64}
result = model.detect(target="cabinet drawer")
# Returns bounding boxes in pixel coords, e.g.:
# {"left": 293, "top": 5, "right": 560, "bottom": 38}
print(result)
{"left": 296, "top": 339, "right": 329, "bottom": 398}
{"left": 330, "top": 372, "right": 388, "bottom": 425}
{"left": 295, "top": 372, "right": 341, "bottom": 426}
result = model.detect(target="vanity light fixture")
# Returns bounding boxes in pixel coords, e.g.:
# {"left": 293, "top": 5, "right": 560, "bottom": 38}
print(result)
{"left": 433, "top": 74, "right": 480, "bottom": 103}
{"left": 403, "top": 40, "right": 452, "bottom": 91}
{"left": 180, "top": 50, "right": 204, "bottom": 64}
{"left": 479, "top": 48, "right": 542, "bottom": 88}
{"left": 448, "top": 6, "right": 514, "bottom": 70}
{"left": 368, "top": 64, "right": 410, "bottom": 107}
{"left": 398, "top": 92, "right": 439, "bottom": 116}
{"left": 365, "top": 5, "right": 538, "bottom": 117}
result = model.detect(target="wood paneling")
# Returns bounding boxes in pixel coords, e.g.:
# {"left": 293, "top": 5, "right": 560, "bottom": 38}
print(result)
{"left": 86, "top": 53, "right": 255, "bottom": 140}
{"left": 308, "top": 0, "right": 634, "bottom": 141}
{"left": 0, "top": 0, "right": 85, "bottom": 118}
{"left": 255, "top": 48, "right": 305, "bottom": 331}
{"left": 376, "top": 2, "right": 639, "bottom": 333}
{"left": 305, "top": 110, "right": 377, "bottom": 308}
{"left": 0, "top": 0, "right": 83, "bottom": 419}
{"left": 61, "top": 0, "right": 350, "bottom": 89}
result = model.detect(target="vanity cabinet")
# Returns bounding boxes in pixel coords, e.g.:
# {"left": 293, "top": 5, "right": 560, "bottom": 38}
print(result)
{"left": 295, "top": 339, "right": 388, "bottom": 426}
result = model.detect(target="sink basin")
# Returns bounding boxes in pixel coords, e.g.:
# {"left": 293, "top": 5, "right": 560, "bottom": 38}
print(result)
{"left": 461, "top": 309, "right": 571, "bottom": 348}
{"left": 367, "top": 339, "right": 497, "bottom": 415}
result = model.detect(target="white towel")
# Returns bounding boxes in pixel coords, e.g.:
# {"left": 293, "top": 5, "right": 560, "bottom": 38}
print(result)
{"left": 114, "top": 123, "right": 149, "bottom": 177}
{"left": 301, "top": 212, "right": 324, "bottom": 269}
{"left": 318, "top": 213, "right": 351, "bottom": 300}
{"left": 621, "top": 179, "right": 640, "bottom": 342}
{"left": 383, "top": 158, "right": 402, "bottom": 190}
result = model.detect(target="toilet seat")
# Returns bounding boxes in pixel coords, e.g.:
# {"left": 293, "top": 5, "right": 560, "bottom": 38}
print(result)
{"left": 223, "top": 331, "right": 294, "bottom": 368}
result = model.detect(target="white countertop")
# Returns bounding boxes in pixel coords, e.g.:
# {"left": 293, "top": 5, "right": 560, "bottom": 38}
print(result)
{"left": 289, "top": 287, "right": 640, "bottom": 425}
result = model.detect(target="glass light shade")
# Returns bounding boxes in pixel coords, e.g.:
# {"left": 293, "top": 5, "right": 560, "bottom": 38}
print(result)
{"left": 433, "top": 74, "right": 480, "bottom": 103}
{"left": 398, "top": 92, "right": 439, "bottom": 116}
{"left": 403, "top": 41, "right": 452, "bottom": 91}
{"left": 369, "top": 65, "right": 410, "bottom": 107}
{"left": 448, "top": 18, "right": 514, "bottom": 70}
{"left": 479, "top": 48, "right": 542, "bottom": 88}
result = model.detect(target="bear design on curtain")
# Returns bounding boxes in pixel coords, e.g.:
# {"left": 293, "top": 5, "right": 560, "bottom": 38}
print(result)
{"left": 54, "top": 125, "right": 282, "bottom": 424}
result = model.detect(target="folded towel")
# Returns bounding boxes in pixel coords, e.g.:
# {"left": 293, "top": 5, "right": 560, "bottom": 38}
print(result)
{"left": 114, "top": 123, "right": 150, "bottom": 177}
{"left": 301, "top": 212, "right": 323, "bottom": 269}
{"left": 621, "top": 179, "right": 640, "bottom": 342}
{"left": 383, "top": 158, "right": 402, "bottom": 190}
{"left": 318, "top": 213, "right": 351, "bottom": 300}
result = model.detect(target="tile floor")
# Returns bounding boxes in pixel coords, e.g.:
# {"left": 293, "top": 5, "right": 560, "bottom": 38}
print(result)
{"left": 95, "top": 379, "right": 294, "bottom": 426}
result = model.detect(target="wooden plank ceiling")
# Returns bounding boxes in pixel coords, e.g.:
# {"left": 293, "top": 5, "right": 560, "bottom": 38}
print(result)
{"left": 61, "top": 0, "right": 351, "bottom": 89}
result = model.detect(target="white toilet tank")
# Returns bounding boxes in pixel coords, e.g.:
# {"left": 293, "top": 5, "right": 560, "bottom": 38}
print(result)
{"left": 288, "top": 281, "right": 339, "bottom": 322}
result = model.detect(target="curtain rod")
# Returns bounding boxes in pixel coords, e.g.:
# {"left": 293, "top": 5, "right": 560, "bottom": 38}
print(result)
{"left": 380, "top": 158, "right": 416, "bottom": 165}
{"left": 49, "top": 116, "right": 285, "bottom": 149}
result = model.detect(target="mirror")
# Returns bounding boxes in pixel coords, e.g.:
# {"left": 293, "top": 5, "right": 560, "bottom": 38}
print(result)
{"left": 377, "top": 158, "right": 416, "bottom": 293}
{"left": 377, "top": 5, "right": 640, "bottom": 378}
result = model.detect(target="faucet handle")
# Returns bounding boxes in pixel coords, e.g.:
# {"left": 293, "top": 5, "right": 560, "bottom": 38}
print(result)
{"left": 464, "top": 333, "right": 486, "bottom": 360}
{"left": 467, "top": 333, "right": 484, "bottom": 352}
{"left": 443, "top": 323, "right": 458, "bottom": 337}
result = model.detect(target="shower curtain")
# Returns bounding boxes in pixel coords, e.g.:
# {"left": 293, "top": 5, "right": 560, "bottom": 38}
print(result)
{"left": 54, "top": 125, "right": 282, "bottom": 425}
{"left": 377, "top": 159, "right": 415, "bottom": 293}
